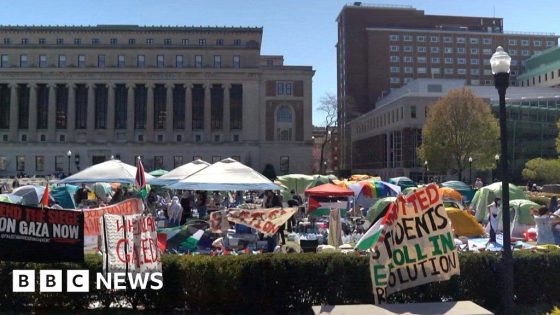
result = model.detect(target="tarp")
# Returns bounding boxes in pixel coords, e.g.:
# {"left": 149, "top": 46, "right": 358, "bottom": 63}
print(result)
{"left": 148, "top": 159, "right": 210, "bottom": 186}
{"left": 439, "top": 187, "right": 463, "bottom": 202}
{"left": 51, "top": 184, "right": 79, "bottom": 209}
{"left": 57, "top": 160, "right": 154, "bottom": 184}
{"left": 276, "top": 174, "right": 315, "bottom": 195}
{"left": 441, "top": 181, "right": 475, "bottom": 203}
{"left": 472, "top": 182, "right": 527, "bottom": 223}
{"left": 304, "top": 183, "right": 354, "bottom": 197}
{"left": 168, "top": 158, "right": 281, "bottom": 191}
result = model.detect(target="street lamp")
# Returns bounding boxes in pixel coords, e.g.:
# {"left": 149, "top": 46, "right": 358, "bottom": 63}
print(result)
{"left": 468, "top": 156, "right": 473, "bottom": 186}
{"left": 424, "top": 160, "right": 428, "bottom": 184}
{"left": 494, "top": 153, "right": 500, "bottom": 181}
{"left": 66, "top": 150, "right": 72, "bottom": 177}
{"left": 491, "top": 45, "right": 513, "bottom": 314}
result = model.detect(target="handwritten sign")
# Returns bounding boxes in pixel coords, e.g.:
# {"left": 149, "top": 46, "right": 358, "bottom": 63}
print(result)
{"left": 0, "top": 201, "right": 84, "bottom": 262}
{"left": 100, "top": 214, "right": 161, "bottom": 274}
{"left": 227, "top": 207, "right": 297, "bottom": 236}
{"left": 368, "top": 184, "right": 460, "bottom": 304}
{"left": 209, "top": 210, "right": 230, "bottom": 234}
{"left": 83, "top": 199, "right": 142, "bottom": 236}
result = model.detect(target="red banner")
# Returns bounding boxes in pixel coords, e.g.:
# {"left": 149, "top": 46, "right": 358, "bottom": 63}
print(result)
{"left": 83, "top": 199, "right": 142, "bottom": 236}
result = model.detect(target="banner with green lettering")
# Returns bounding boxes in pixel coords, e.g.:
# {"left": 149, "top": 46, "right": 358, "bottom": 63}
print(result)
{"left": 364, "top": 184, "right": 460, "bottom": 304}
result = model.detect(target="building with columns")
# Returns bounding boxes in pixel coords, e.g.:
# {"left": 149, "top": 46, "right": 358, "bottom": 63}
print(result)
{"left": 0, "top": 25, "right": 314, "bottom": 176}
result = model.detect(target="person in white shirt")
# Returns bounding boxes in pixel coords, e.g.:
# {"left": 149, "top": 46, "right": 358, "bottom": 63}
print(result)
{"left": 486, "top": 198, "right": 500, "bottom": 243}
{"left": 168, "top": 196, "right": 183, "bottom": 227}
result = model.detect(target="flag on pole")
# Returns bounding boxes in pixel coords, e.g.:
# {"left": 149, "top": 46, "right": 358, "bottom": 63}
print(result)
{"left": 355, "top": 202, "right": 395, "bottom": 251}
{"left": 135, "top": 157, "right": 146, "bottom": 190}
{"left": 40, "top": 182, "right": 50, "bottom": 207}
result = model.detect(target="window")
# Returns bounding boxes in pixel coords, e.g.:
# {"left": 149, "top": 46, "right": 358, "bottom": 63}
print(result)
{"left": 233, "top": 55, "right": 240, "bottom": 68}
{"left": 280, "top": 156, "right": 289, "bottom": 174}
{"left": 146, "top": 38, "right": 154, "bottom": 45}
{"left": 522, "top": 50, "right": 530, "bottom": 56}
{"left": 417, "top": 46, "right": 426, "bottom": 53}
{"left": 430, "top": 36, "right": 439, "bottom": 43}
{"left": 390, "top": 66, "right": 400, "bottom": 73}
{"left": 78, "top": 55, "right": 86, "bottom": 68}
{"left": 443, "top": 36, "right": 452, "bottom": 43}
{"left": 416, "top": 36, "right": 425, "bottom": 42}
{"left": 129, "top": 38, "right": 136, "bottom": 45}
{"left": 403, "top": 77, "right": 413, "bottom": 84}
{"left": 176, "top": 55, "right": 183, "bottom": 68}
{"left": 21, "top": 135, "right": 27, "bottom": 142}
{"left": 457, "top": 47, "right": 465, "bottom": 54}
{"left": 431, "top": 68, "right": 440, "bottom": 74}
{"left": 266, "top": 59, "right": 273, "bottom": 66}
{"left": 91, "top": 38, "right": 100, "bottom": 45}
{"left": 174, "top": 156, "right": 183, "bottom": 168}
{"left": 3, "top": 38, "right": 10, "bottom": 44}
{"left": 20, "top": 54, "right": 28, "bottom": 67}
{"left": 410, "top": 105, "right": 416, "bottom": 118}
{"left": 16, "top": 156, "right": 25, "bottom": 172}
{"left": 390, "top": 77, "right": 400, "bottom": 84}
{"left": 195, "top": 55, "right": 202, "bottom": 68}
{"left": 509, "top": 49, "right": 517, "bottom": 56}
{"left": 444, "top": 68, "right": 454, "bottom": 75}
{"left": 483, "top": 48, "right": 492, "bottom": 55}
{"left": 431, "top": 57, "right": 440, "bottom": 64}
{"left": 483, "top": 59, "right": 490, "bottom": 65}
{"left": 404, "top": 66, "right": 413, "bottom": 73}
{"left": 403, "top": 35, "right": 412, "bottom": 41}
{"left": 39, "top": 55, "right": 47, "bottom": 68}
{"left": 73, "top": 38, "right": 81, "bottom": 45}
{"left": 38, "top": 38, "right": 46, "bottom": 44}
{"left": 417, "top": 67, "right": 426, "bottom": 74}
{"left": 456, "top": 37, "right": 465, "bottom": 44}
{"left": 444, "top": 57, "right": 453, "bottom": 64}
{"left": 194, "top": 134, "right": 202, "bottom": 143}
{"left": 35, "top": 156, "right": 44, "bottom": 172}
{"left": 198, "top": 38, "right": 206, "bottom": 46}
{"left": 390, "top": 45, "right": 399, "bottom": 52}
{"left": 213, "top": 55, "right": 221, "bottom": 68}
{"left": 457, "top": 58, "right": 466, "bottom": 64}
{"left": 521, "top": 39, "right": 529, "bottom": 46}
{"left": 157, "top": 55, "right": 164, "bottom": 68}
{"left": 98, "top": 55, "right": 105, "bottom": 67}
{"left": 40, "top": 135, "right": 46, "bottom": 142}
{"left": 470, "top": 48, "right": 479, "bottom": 54}
{"left": 56, "top": 38, "right": 64, "bottom": 45}
{"left": 511, "top": 60, "right": 518, "bottom": 66}
{"left": 546, "top": 41, "right": 555, "bottom": 47}
{"left": 21, "top": 38, "right": 28, "bottom": 44}
{"left": 430, "top": 47, "right": 439, "bottom": 53}
{"left": 534, "top": 40, "right": 542, "bottom": 46}
{"left": 213, "top": 135, "right": 221, "bottom": 143}
{"left": 176, "top": 134, "right": 182, "bottom": 142}
{"left": 403, "top": 46, "right": 412, "bottom": 52}
{"left": 389, "top": 35, "right": 399, "bottom": 41}
{"left": 157, "top": 135, "right": 163, "bottom": 142}
{"left": 154, "top": 156, "right": 163, "bottom": 169}
{"left": 137, "top": 55, "right": 145, "bottom": 68}
{"left": 55, "top": 156, "right": 64, "bottom": 172}
{"left": 470, "top": 58, "right": 479, "bottom": 65}
{"left": 277, "top": 81, "right": 293, "bottom": 96}
{"left": 390, "top": 56, "right": 399, "bottom": 62}
{"left": 232, "top": 134, "right": 240, "bottom": 142}
{"left": 403, "top": 56, "right": 412, "bottom": 63}
{"left": 164, "top": 38, "right": 172, "bottom": 45}
{"left": 59, "top": 135, "right": 65, "bottom": 142}
{"left": 443, "top": 47, "right": 452, "bottom": 54}
{"left": 276, "top": 105, "right": 293, "bottom": 141}
{"left": 470, "top": 69, "right": 480, "bottom": 75}
{"left": 508, "top": 39, "right": 517, "bottom": 45}
{"left": 181, "top": 38, "right": 188, "bottom": 46}
{"left": 117, "top": 55, "right": 125, "bottom": 67}
{"left": 216, "top": 38, "right": 224, "bottom": 45}
{"left": 483, "top": 38, "right": 492, "bottom": 45}
{"left": 457, "top": 68, "right": 467, "bottom": 74}
{"left": 58, "top": 55, "right": 66, "bottom": 67}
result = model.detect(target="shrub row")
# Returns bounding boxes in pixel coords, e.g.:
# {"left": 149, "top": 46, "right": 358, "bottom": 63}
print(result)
{"left": 0, "top": 251, "right": 559, "bottom": 314}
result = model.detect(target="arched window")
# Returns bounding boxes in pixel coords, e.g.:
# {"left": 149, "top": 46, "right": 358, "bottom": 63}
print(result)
{"left": 276, "top": 105, "right": 293, "bottom": 141}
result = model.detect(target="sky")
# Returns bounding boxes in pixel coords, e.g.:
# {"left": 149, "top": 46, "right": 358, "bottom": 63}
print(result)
{"left": 1, "top": 0, "right": 559, "bottom": 125}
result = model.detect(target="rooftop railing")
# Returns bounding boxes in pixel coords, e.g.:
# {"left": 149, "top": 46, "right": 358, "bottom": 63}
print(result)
{"left": 345, "top": 2, "right": 414, "bottom": 9}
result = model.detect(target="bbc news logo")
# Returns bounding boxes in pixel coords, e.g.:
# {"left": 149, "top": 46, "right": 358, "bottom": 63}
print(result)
{"left": 13, "top": 270, "right": 163, "bottom": 292}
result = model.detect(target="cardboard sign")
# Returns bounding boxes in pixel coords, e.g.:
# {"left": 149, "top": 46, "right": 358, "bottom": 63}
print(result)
{"left": 367, "top": 184, "right": 460, "bottom": 304}
{"left": 83, "top": 199, "right": 142, "bottom": 236}
{"left": 0, "top": 201, "right": 84, "bottom": 262}
{"left": 100, "top": 214, "right": 161, "bottom": 274}
{"left": 227, "top": 207, "right": 297, "bottom": 236}
{"left": 209, "top": 210, "right": 230, "bottom": 234}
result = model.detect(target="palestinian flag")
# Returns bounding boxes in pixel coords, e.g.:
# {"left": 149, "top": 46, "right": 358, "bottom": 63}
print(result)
{"left": 355, "top": 202, "right": 395, "bottom": 251}
{"left": 135, "top": 157, "right": 149, "bottom": 199}
{"left": 181, "top": 230, "right": 204, "bottom": 250}
{"left": 308, "top": 196, "right": 349, "bottom": 217}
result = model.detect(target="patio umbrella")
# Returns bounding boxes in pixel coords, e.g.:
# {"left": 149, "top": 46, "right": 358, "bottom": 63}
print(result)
{"left": 149, "top": 169, "right": 169, "bottom": 177}
{"left": 0, "top": 194, "right": 23, "bottom": 204}
{"left": 347, "top": 180, "right": 400, "bottom": 210}
{"left": 12, "top": 185, "right": 50, "bottom": 206}
{"left": 57, "top": 159, "right": 154, "bottom": 184}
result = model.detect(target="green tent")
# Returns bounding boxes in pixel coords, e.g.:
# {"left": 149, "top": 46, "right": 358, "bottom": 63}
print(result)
{"left": 441, "top": 181, "right": 475, "bottom": 204}
{"left": 509, "top": 199, "right": 538, "bottom": 225}
{"left": 472, "top": 182, "right": 527, "bottom": 222}
{"left": 149, "top": 169, "right": 169, "bottom": 177}
{"left": 51, "top": 185, "right": 79, "bottom": 209}
{"left": 366, "top": 197, "right": 396, "bottom": 224}
{"left": 276, "top": 174, "right": 314, "bottom": 195}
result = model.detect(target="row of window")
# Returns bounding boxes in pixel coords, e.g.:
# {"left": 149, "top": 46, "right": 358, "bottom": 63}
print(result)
{"left": 355, "top": 104, "right": 427, "bottom": 135}
{"left": 3, "top": 37, "right": 244, "bottom": 46}
{"left": 522, "top": 69, "right": 560, "bottom": 87}
{"left": 390, "top": 67, "right": 493, "bottom": 76}
{"left": 389, "top": 34, "right": 554, "bottom": 47}
{"left": 389, "top": 45, "right": 538, "bottom": 56}
{"left": 1, "top": 54, "right": 241, "bottom": 69}
{"left": 390, "top": 55, "right": 521, "bottom": 67}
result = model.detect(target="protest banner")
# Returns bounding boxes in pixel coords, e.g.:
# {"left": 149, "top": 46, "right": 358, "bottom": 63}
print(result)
{"left": 356, "top": 184, "right": 460, "bottom": 304}
{"left": 83, "top": 199, "right": 142, "bottom": 236}
{"left": 100, "top": 214, "right": 161, "bottom": 274}
{"left": 0, "top": 201, "right": 84, "bottom": 262}
{"left": 227, "top": 207, "right": 297, "bottom": 236}
{"left": 209, "top": 210, "right": 230, "bottom": 234}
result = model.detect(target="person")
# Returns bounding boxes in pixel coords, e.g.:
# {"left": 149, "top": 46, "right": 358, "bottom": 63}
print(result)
{"left": 291, "top": 190, "right": 303, "bottom": 206}
{"left": 549, "top": 196, "right": 558, "bottom": 214}
{"left": 147, "top": 190, "right": 157, "bottom": 211}
{"left": 532, "top": 183, "right": 538, "bottom": 192}
{"left": 12, "top": 177, "right": 19, "bottom": 189}
{"left": 75, "top": 184, "right": 89, "bottom": 206}
{"left": 168, "top": 196, "right": 183, "bottom": 227}
{"left": 532, "top": 206, "right": 560, "bottom": 245}
{"left": 486, "top": 198, "right": 501, "bottom": 243}
{"left": 110, "top": 187, "right": 124, "bottom": 204}
{"left": 180, "top": 191, "right": 193, "bottom": 224}
{"left": 196, "top": 191, "right": 208, "bottom": 218}
{"left": 474, "top": 178, "right": 483, "bottom": 190}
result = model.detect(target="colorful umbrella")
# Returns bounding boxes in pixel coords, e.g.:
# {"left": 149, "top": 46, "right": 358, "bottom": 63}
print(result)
{"left": 366, "top": 197, "right": 397, "bottom": 224}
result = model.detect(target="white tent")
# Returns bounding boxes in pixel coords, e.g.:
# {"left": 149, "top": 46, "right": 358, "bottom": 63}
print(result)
{"left": 167, "top": 158, "right": 281, "bottom": 191}
{"left": 57, "top": 160, "right": 154, "bottom": 184}
{"left": 148, "top": 159, "right": 210, "bottom": 186}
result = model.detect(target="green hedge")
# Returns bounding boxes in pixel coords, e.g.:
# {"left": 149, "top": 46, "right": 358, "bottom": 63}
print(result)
{"left": 0, "top": 251, "right": 559, "bottom": 314}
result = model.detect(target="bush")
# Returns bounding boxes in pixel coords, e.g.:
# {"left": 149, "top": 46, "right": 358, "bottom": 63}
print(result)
{"left": 0, "top": 251, "right": 559, "bottom": 314}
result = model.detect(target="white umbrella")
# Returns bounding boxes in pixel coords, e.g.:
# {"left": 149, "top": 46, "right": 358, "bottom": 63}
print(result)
{"left": 168, "top": 158, "right": 281, "bottom": 191}
{"left": 148, "top": 159, "right": 210, "bottom": 186}
{"left": 57, "top": 160, "right": 154, "bottom": 184}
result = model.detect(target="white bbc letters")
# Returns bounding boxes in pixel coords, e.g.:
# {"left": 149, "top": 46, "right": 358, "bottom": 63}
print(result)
{"left": 13, "top": 270, "right": 35, "bottom": 292}
{"left": 40, "top": 270, "right": 62, "bottom": 292}
{"left": 66, "top": 270, "right": 90, "bottom": 292}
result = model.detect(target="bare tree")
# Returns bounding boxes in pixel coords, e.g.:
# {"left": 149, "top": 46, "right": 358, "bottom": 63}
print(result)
{"left": 317, "top": 93, "right": 337, "bottom": 174}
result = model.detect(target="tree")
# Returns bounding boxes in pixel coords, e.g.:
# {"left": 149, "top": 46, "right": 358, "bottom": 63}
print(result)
{"left": 418, "top": 88, "right": 500, "bottom": 181}
{"left": 522, "top": 158, "right": 560, "bottom": 183}
{"left": 317, "top": 93, "right": 337, "bottom": 174}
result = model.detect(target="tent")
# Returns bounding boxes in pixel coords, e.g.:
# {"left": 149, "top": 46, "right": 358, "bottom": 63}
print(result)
{"left": 389, "top": 177, "right": 417, "bottom": 190}
{"left": 439, "top": 187, "right": 463, "bottom": 202}
{"left": 57, "top": 160, "right": 154, "bottom": 184}
{"left": 276, "top": 174, "right": 315, "bottom": 195}
{"left": 149, "top": 159, "right": 210, "bottom": 186}
{"left": 304, "top": 183, "right": 354, "bottom": 197}
{"left": 509, "top": 199, "right": 538, "bottom": 225}
{"left": 347, "top": 180, "right": 400, "bottom": 210}
{"left": 0, "top": 194, "right": 23, "bottom": 204}
{"left": 12, "top": 185, "right": 53, "bottom": 206}
{"left": 441, "top": 181, "right": 475, "bottom": 203}
{"left": 168, "top": 158, "right": 281, "bottom": 191}
{"left": 446, "top": 208, "right": 485, "bottom": 237}
{"left": 149, "top": 169, "right": 169, "bottom": 177}
{"left": 472, "top": 182, "right": 527, "bottom": 223}
{"left": 51, "top": 184, "right": 79, "bottom": 209}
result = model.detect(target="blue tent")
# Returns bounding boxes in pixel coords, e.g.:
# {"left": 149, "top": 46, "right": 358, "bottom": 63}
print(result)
{"left": 51, "top": 185, "right": 79, "bottom": 209}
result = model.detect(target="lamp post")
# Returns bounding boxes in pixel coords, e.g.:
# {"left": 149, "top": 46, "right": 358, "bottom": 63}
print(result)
{"left": 424, "top": 160, "right": 428, "bottom": 184}
{"left": 468, "top": 156, "right": 473, "bottom": 186}
{"left": 494, "top": 154, "right": 500, "bottom": 181}
{"left": 491, "top": 45, "right": 513, "bottom": 314}
{"left": 66, "top": 150, "right": 72, "bottom": 177}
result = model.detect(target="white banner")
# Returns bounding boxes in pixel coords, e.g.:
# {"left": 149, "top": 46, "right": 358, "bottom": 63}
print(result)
{"left": 100, "top": 214, "right": 162, "bottom": 274}
{"left": 227, "top": 207, "right": 298, "bottom": 236}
